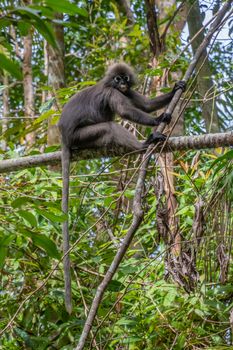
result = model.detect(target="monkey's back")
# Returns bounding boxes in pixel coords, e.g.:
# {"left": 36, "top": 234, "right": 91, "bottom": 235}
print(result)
{"left": 58, "top": 83, "right": 115, "bottom": 143}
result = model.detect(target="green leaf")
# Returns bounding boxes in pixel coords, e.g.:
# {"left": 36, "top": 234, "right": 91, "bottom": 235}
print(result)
{"left": 44, "top": 0, "right": 88, "bottom": 17}
{"left": 12, "top": 7, "right": 57, "bottom": 47}
{"left": 0, "top": 53, "right": 22, "bottom": 80}
{"left": 17, "top": 21, "right": 31, "bottom": 36}
{"left": 0, "top": 235, "right": 15, "bottom": 268}
{"left": 36, "top": 208, "right": 67, "bottom": 223}
{"left": 194, "top": 309, "right": 205, "bottom": 318}
{"left": 163, "top": 290, "right": 176, "bottom": 306}
{"left": 38, "top": 98, "right": 55, "bottom": 114}
{"left": 32, "top": 233, "right": 60, "bottom": 259}
{"left": 34, "top": 109, "right": 55, "bottom": 125}
{"left": 18, "top": 210, "right": 37, "bottom": 227}
{"left": 122, "top": 336, "right": 141, "bottom": 344}
{"left": 107, "top": 280, "right": 125, "bottom": 292}
{"left": 176, "top": 333, "right": 186, "bottom": 349}
{"left": 0, "top": 18, "right": 12, "bottom": 30}
{"left": 11, "top": 196, "right": 34, "bottom": 208}
{"left": 211, "top": 150, "right": 233, "bottom": 168}
{"left": 116, "top": 318, "right": 137, "bottom": 326}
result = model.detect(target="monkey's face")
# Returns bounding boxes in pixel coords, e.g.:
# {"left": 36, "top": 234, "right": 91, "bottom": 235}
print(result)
{"left": 113, "top": 75, "right": 130, "bottom": 93}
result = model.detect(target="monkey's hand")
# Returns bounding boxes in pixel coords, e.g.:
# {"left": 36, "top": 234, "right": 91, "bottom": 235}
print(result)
{"left": 144, "top": 131, "right": 167, "bottom": 146}
{"left": 154, "top": 112, "right": 172, "bottom": 125}
{"left": 173, "top": 80, "right": 186, "bottom": 93}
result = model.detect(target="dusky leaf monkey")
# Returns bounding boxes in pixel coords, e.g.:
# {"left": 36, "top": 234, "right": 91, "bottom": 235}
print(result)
{"left": 58, "top": 63, "right": 186, "bottom": 313}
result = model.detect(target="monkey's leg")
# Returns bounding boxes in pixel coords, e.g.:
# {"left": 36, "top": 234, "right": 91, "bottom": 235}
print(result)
{"left": 109, "top": 123, "right": 145, "bottom": 151}
{"left": 71, "top": 122, "right": 145, "bottom": 152}
{"left": 109, "top": 123, "right": 166, "bottom": 149}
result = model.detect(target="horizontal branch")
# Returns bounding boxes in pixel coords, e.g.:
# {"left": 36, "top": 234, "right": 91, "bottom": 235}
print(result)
{"left": 0, "top": 132, "right": 232, "bottom": 174}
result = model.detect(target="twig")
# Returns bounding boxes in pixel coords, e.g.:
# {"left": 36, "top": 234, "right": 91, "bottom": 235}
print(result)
{"left": 160, "top": 0, "right": 186, "bottom": 42}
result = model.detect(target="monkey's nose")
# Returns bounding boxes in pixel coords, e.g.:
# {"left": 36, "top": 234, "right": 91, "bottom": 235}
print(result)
{"left": 120, "top": 84, "right": 127, "bottom": 92}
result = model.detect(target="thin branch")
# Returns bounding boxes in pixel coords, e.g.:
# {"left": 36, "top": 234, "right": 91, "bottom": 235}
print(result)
{"left": 160, "top": 0, "right": 186, "bottom": 42}
{"left": 0, "top": 132, "right": 232, "bottom": 174}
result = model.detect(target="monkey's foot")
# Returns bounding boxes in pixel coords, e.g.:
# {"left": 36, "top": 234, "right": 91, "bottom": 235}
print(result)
{"left": 144, "top": 131, "right": 167, "bottom": 146}
{"left": 173, "top": 80, "right": 186, "bottom": 92}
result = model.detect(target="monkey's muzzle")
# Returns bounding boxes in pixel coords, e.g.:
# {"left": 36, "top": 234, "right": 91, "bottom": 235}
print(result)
{"left": 119, "top": 84, "right": 127, "bottom": 92}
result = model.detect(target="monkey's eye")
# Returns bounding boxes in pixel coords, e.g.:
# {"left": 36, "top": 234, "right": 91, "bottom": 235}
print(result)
{"left": 114, "top": 76, "right": 121, "bottom": 83}
{"left": 125, "top": 75, "right": 130, "bottom": 82}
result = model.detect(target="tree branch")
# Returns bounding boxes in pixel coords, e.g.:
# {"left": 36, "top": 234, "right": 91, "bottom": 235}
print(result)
{"left": 145, "top": 0, "right": 162, "bottom": 56}
{"left": 0, "top": 132, "right": 232, "bottom": 174}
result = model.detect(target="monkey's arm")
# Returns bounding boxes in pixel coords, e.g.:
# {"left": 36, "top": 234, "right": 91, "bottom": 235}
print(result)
{"left": 110, "top": 91, "right": 168, "bottom": 126}
{"left": 130, "top": 81, "right": 186, "bottom": 112}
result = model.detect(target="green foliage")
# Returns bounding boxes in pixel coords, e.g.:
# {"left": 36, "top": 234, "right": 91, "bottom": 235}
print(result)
{"left": 0, "top": 151, "right": 232, "bottom": 349}
{"left": 43, "top": 0, "right": 88, "bottom": 17}
{"left": 10, "top": 7, "right": 57, "bottom": 46}
{"left": 0, "top": 53, "right": 23, "bottom": 80}
{"left": 0, "top": 0, "right": 232, "bottom": 349}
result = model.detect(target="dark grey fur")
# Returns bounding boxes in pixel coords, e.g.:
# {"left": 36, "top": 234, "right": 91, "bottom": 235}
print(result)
{"left": 58, "top": 63, "right": 185, "bottom": 313}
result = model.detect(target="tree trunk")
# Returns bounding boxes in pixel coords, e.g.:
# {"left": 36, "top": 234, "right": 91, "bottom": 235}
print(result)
{"left": 2, "top": 73, "right": 9, "bottom": 151}
{"left": 118, "top": 0, "right": 134, "bottom": 24}
{"left": 42, "top": 40, "right": 48, "bottom": 105}
{"left": 23, "top": 24, "right": 35, "bottom": 146}
{"left": 187, "top": 0, "right": 220, "bottom": 133}
{"left": 46, "top": 13, "right": 65, "bottom": 147}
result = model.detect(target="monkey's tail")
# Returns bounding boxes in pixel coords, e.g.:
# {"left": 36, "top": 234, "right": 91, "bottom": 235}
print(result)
{"left": 61, "top": 145, "right": 72, "bottom": 314}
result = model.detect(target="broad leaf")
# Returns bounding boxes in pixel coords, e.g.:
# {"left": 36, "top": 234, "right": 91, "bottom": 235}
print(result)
{"left": 36, "top": 208, "right": 67, "bottom": 223}
{"left": 0, "top": 53, "right": 22, "bottom": 80}
{"left": 18, "top": 210, "right": 37, "bottom": 227}
{"left": 0, "top": 235, "right": 15, "bottom": 268}
{"left": 32, "top": 233, "right": 60, "bottom": 259}
{"left": 11, "top": 7, "right": 57, "bottom": 47}
{"left": 44, "top": 0, "right": 88, "bottom": 17}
